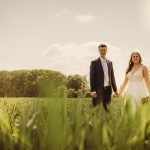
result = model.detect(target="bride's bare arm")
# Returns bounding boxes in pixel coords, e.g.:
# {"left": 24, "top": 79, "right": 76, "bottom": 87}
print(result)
{"left": 143, "top": 65, "right": 150, "bottom": 94}
{"left": 119, "top": 74, "right": 129, "bottom": 95}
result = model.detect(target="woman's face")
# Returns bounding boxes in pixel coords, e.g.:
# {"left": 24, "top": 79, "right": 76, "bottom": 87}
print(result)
{"left": 131, "top": 53, "right": 140, "bottom": 64}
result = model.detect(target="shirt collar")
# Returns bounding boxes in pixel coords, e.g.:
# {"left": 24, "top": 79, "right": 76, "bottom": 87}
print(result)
{"left": 100, "top": 57, "right": 107, "bottom": 62}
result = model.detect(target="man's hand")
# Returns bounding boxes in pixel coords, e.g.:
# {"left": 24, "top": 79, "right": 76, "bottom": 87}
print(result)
{"left": 91, "top": 91, "right": 97, "bottom": 98}
{"left": 114, "top": 91, "right": 119, "bottom": 97}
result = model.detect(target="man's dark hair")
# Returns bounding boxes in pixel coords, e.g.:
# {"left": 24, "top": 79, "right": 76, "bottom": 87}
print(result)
{"left": 98, "top": 44, "right": 107, "bottom": 49}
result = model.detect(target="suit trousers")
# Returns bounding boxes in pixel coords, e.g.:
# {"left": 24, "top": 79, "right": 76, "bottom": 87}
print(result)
{"left": 92, "top": 86, "right": 112, "bottom": 112}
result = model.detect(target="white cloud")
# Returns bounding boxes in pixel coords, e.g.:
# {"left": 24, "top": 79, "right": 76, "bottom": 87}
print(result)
{"left": 54, "top": 9, "right": 96, "bottom": 23}
{"left": 55, "top": 9, "right": 71, "bottom": 19}
{"left": 42, "top": 43, "right": 62, "bottom": 57}
{"left": 42, "top": 42, "right": 126, "bottom": 86}
{"left": 75, "top": 14, "right": 96, "bottom": 23}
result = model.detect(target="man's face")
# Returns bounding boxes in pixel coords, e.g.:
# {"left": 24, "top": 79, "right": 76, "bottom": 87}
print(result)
{"left": 99, "top": 47, "right": 107, "bottom": 58}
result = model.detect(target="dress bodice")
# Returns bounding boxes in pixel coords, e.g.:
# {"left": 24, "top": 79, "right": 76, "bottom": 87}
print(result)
{"left": 127, "top": 67, "right": 144, "bottom": 82}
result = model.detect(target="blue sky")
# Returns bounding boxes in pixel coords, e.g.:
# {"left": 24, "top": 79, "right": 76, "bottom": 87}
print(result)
{"left": 0, "top": 0, "right": 150, "bottom": 85}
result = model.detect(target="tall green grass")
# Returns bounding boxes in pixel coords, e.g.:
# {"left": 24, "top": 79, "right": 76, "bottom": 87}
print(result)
{"left": 0, "top": 97, "right": 150, "bottom": 150}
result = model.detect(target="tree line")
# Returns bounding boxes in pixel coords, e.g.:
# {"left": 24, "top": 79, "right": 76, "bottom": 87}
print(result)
{"left": 0, "top": 70, "right": 90, "bottom": 98}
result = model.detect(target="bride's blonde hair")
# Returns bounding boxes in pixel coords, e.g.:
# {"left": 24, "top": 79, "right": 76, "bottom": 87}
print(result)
{"left": 126, "top": 52, "right": 142, "bottom": 74}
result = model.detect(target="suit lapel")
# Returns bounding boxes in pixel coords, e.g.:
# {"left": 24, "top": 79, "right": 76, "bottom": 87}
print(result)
{"left": 106, "top": 59, "right": 111, "bottom": 79}
{"left": 97, "top": 57, "right": 104, "bottom": 76}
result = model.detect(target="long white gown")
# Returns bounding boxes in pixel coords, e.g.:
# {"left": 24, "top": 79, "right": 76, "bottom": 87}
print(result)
{"left": 125, "top": 67, "right": 149, "bottom": 111}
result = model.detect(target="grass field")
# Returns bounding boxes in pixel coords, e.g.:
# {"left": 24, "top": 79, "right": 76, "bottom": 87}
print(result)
{"left": 0, "top": 97, "right": 150, "bottom": 150}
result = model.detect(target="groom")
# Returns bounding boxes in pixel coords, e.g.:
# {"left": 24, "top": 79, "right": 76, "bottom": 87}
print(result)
{"left": 90, "top": 43, "right": 118, "bottom": 112}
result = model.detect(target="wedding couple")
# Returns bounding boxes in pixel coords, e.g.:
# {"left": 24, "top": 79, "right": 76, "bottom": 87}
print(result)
{"left": 90, "top": 43, "right": 150, "bottom": 112}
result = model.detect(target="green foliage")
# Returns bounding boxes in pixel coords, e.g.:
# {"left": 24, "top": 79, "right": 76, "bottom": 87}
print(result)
{"left": 0, "top": 70, "right": 66, "bottom": 97}
{"left": 66, "top": 74, "right": 89, "bottom": 98}
{"left": 0, "top": 70, "right": 90, "bottom": 98}
{"left": 0, "top": 97, "right": 150, "bottom": 150}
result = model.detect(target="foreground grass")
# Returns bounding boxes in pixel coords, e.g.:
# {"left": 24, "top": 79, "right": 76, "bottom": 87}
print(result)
{"left": 0, "top": 97, "right": 150, "bottom": 150}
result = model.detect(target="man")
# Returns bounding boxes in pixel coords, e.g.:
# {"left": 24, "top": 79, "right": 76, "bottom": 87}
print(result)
{"left": 90, "top": 43, "right": 118, "bottom": 112}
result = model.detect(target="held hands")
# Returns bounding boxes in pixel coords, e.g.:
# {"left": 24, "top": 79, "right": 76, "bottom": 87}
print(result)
{"left": 113, "top": 91, "right": 122, "bottom": 97}
{"left": 91, "top": 91, "right": 123, "bottom": 98}
{"left": 113, "top": 91, "right": 119, "bottom": 97}
{"left": 91, "top": 91, "right": 121, "bottom": 98}
{"left": 114, "top": 86, "right": 124, "bottom": 97}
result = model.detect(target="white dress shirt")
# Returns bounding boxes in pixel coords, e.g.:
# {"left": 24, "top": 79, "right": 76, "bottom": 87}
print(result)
{"left": 100, "top": 57, "right": 110, "bottom": 87}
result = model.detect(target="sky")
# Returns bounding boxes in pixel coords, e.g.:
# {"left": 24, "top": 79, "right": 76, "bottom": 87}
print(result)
{"left": 0, "top": 0, "right": 150, "bottom": 86}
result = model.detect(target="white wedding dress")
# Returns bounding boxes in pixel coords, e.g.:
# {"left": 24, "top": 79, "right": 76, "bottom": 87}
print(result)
{"left": 125, "top": 67, "right": 149, "bottom": 111}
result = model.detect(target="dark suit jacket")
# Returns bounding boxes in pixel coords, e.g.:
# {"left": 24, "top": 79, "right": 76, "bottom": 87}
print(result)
{"left": 90, "top": 57, "right": 117, "bottom": 93}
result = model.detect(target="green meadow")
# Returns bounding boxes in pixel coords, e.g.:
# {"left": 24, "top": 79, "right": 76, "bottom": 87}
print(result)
{"left": 0, "top": 97, "right": 150, "bottom": 150}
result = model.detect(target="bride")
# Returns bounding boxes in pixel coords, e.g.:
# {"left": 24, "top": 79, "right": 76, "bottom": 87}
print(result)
{"left": 119, "top": 52, "right": 150, "bottom": 111}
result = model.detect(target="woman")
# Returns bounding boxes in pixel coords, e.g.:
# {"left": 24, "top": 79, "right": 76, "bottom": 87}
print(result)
{"left": 119, "top": 52, "right": 150, "bottom": 111}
